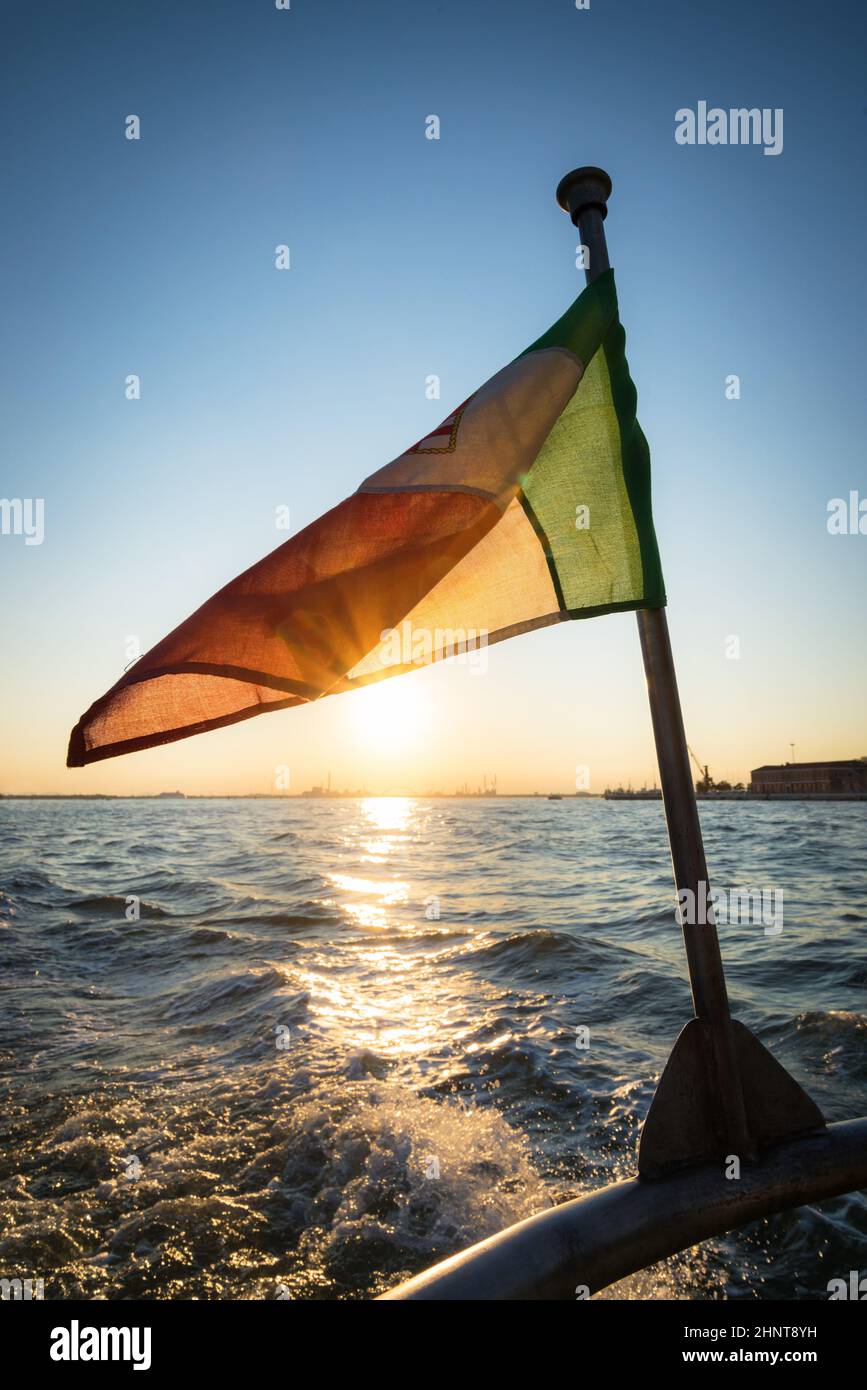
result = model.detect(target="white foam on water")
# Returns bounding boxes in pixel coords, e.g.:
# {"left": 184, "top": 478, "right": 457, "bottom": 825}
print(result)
{"left": 271, "top": 1078, "right": 549, "bottom": 1294}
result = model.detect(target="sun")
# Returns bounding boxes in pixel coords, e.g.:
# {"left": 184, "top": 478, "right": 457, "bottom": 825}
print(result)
{"left": 349, "top": 677, "right": 430, "bottom": 751}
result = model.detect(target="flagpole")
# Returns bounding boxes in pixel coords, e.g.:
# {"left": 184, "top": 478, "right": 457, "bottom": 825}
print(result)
{"left": 556, "top": 167, "right": 752, "bottom": 1162}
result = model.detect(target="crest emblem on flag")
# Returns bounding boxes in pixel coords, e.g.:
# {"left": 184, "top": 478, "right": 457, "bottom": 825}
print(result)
{"left": 407, "top": 397, "right": 473, "bottom": 454}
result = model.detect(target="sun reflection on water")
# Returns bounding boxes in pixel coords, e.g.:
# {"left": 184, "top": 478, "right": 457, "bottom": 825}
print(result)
{"left": 356, "top": 796, "right": 413, "bottom": 858}
{"left": 303, "top": 795, "right": 455, "bottom": 1056}
{"left": 328, "top": 872, "right": 410, "bottom": 930}
{"left": 360, "top": 796, "right": 413, "bottom": 832}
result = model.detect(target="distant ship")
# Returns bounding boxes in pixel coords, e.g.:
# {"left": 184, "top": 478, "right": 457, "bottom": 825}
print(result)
{"left": 603, "top": 787, "right": 661, "bottom": 800}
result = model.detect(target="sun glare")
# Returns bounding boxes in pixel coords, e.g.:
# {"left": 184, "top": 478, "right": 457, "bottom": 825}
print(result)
{"left": 349, "top": 678, "right": 429, "bottom": 751}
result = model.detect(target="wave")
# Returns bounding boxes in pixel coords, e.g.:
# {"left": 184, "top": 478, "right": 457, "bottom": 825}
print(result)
{"left": 67, "top": 895, "right": 171, "bottom": 919}
{"left": 159, "top": 968, "right": 306, "bottom": 1022}
{"left": 468, "top": 927, "right": 623, "bottom": 973}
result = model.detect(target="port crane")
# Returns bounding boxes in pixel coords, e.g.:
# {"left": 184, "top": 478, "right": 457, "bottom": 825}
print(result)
{"left": 687, "top": 744, "right": 715, "bottom": 792}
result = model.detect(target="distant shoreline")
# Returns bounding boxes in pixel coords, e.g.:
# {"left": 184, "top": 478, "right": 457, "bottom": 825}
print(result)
{"left": 2, "top": 793, "right": 866, "bottom": 803}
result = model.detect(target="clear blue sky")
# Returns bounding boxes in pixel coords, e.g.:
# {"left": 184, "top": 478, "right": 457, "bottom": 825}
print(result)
{"left": 2, "top": 0, "right": 865, "bottom": 794}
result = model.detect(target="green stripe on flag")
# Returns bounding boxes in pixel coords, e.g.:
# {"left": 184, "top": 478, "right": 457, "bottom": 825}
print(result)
{"left": 603, "top": 317, "right": 666, "bottom": 608}
{"left": 518, "top": 269, "right": 665, "bottom": 615}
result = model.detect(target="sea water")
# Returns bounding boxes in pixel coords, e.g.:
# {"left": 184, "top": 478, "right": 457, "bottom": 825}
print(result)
{"left": 1, "top": 797, "right": 864, "bottom": 1299}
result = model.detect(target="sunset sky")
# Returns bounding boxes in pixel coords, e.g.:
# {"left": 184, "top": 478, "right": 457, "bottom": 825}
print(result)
{"left": 2, "top": 0, "right": 865, "bottom": 796}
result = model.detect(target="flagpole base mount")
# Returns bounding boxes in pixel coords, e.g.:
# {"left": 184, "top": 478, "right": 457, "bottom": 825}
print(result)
{"left": 638, "top": 1018, "right": 825, "bottom": 1179}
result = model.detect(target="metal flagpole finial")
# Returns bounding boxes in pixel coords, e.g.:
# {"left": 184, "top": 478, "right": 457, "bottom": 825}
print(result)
{"left": 555, "top": 167, "right": 612, "bottom": 283}
{"left": 555, "top": 166, "right": 612, "bottom": 224}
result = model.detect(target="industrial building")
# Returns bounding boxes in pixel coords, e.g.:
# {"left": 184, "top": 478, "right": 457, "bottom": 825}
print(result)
{"left": 750, "top": 759, "right": 867, "bottom": 795}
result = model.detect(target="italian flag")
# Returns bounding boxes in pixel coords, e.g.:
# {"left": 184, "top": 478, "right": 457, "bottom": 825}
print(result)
{"left": 68, "top": 269, "right": 665, "bottom": 766}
